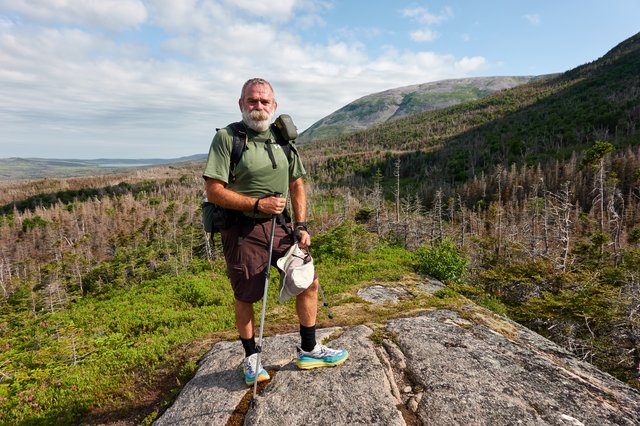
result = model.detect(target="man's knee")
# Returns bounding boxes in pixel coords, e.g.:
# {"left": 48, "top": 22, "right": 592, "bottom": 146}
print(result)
{"left": 235, "top": 299, "right": 254, "bottom": 315}
{"left": 304, "top": 277, "right": 319, "bottom": 294}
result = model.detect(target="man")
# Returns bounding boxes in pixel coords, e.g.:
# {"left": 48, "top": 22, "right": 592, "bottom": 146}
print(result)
{"left": 203, "top": 78, "right": 349, "bottom": 386}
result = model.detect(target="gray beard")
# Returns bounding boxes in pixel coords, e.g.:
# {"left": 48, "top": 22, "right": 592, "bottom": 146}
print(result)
{"left": 242, "top": 109, "right": 273, "bottom": 132}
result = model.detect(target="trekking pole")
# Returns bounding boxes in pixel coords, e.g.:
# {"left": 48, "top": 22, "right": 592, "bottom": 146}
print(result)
{"left": 317, "top": 281, "right": 334, "bottom": 320}
{"left": 252, "top": 193, "right": 282, "bottom": 404}
{"left": 304, "top": 246, "right": 333, "bottom": 320}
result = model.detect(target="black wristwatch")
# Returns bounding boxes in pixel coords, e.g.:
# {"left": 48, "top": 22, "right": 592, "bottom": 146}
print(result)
{"left": 294, "top": 221, "right": 308, "bottom": 232}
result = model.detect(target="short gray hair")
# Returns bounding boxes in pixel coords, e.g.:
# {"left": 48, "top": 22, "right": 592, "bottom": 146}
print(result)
{"left": 240, "top": 78, "right": 275, "bottom": 100}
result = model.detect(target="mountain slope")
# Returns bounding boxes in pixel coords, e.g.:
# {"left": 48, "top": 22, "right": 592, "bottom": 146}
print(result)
{"left": 299, "top": 31, "right": 640, "bottom": 196}
{"left": 297, "top": 76, "right": 538, "bottom": 144}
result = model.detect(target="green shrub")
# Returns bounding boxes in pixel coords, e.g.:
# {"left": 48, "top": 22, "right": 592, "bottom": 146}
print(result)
{"left": 354, "top": 208, "right": 373, "bottom": 223}
{"left": 21, "top": 215, "right": 47, "bottom": 232}
{"left": 478, "top": 296, "right": 508, "bottom": 315}
{"left": 434, "top": 287, "right": 458, "bottom": 299}
{"left": 174, "top": 277, "right": 219, "bottom": 307}
{"left": 415, "top": 238, "right": 468, "bottom": 283}
{"left": 312, "top": 220, "right": 377, "bottom": 263}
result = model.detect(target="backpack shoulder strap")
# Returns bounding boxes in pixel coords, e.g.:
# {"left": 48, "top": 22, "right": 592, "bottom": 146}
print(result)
{"left": 282, "top": 141, "right": 297, "bottom": 163}
{"left": 227, "top": 122, "right": 247, "bottom": 172}
{"left": 270, "top": 122, "right": 296, "bottom": 163}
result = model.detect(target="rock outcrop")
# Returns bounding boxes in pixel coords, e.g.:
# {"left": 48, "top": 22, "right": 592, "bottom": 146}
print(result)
{"left": 155, "top": 304, "right": 640, "bottom": 425}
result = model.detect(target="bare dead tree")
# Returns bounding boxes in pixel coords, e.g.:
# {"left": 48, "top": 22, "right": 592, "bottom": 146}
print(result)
{"left": 456, "top": 194, "right": 466, "bottom": 247}
{"left": 433, "top": 189, "right": 444, "bottom": 243}
{"left": 394, "top": 157, "right": 401, "bottom": 224}
{"left": 372, "top": 170, "right": 384, "bottom": 238}
{"left": 548, "top": 182, "right": 573, "bottom": 272}
{"left": 541, "top": 178, "right": 550, "bottom": 255}
{"left": 495, "top": 164, "right": 505, "bottom": 257}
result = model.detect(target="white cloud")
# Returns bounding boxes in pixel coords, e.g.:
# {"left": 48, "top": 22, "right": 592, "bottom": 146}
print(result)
{"left": 524, "top": 14, "right": 541, "bottom": 25}
{"left": 410, "top": 28, "right": 439, "bottom": 42}
{"left": 455, "top": 56, "right": 487, "bottom": 73}
{"left": 282, "top": 0, "right": 332, "bottom": 30}
{"left": 0, "top": 0, "right": 489, "bottom": 158}
{"left": 223, "top": 0, "right": 297, "bottom": 20}
{"left": 146, "top": 0, "right": 229, "bottom": 34}
{"left": 401, "top": 6, "right": 453, "bottom": 25}
{"left": 402, "top": 6, "right": 450, "bottom": 45}
{"left": 0, "top": 0, "right": 148, "bottom": 31}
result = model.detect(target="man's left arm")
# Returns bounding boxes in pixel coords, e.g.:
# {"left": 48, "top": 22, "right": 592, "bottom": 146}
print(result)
{"left": 289, "top": 177, "right": 311, "bottom": 248}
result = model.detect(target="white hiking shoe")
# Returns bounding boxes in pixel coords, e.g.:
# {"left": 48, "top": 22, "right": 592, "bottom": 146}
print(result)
{"left": 296, "top": 343, "right": 349, "bottom": 370}
{"left": 243, "top": 353, "right": 270, "bottom": 386}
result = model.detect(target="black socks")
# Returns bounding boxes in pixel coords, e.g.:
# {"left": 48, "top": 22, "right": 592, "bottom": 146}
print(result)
{"left": 243, "top": 325, "right": 316, "bottom": 355}
{"left": 241, "top": 336, "right": 257, "bottom": 357}
{"left": 300, "top": 324, "right": 317, "bottom": 352}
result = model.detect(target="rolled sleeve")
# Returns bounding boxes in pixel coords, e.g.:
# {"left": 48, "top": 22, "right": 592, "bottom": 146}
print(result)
{"left": 288, "top": 145, "right": 306, "bottom": 182}
{"left": 203, "top": 129, "right": 233, "bottom": 182}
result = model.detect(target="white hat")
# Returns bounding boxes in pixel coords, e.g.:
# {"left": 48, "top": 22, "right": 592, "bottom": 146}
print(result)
{"left": 276, "top": 243, "right": 315, "bottom": 303}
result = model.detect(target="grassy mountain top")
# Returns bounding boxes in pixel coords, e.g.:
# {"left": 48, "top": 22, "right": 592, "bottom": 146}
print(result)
{"left": 297, "top": 76, "right": 538, "bottom": 144}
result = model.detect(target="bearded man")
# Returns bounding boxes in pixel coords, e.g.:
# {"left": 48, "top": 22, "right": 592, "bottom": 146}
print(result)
{"left": 202, "top": 78, "right": 348, "bottom": 386}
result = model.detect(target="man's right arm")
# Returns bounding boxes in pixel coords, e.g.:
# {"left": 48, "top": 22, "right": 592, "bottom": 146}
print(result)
{"left": 205, "top": 178, "right": 254, "bottom": 212}
{"left": 204, "top": 178, "right": 285, "bottom": 215}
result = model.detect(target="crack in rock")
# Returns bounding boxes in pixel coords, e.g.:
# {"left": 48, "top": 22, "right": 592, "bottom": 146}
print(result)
{"left": 373, "top": 336, "right": 424, "bottom": 425}
{"left": 226, "top": 368, "right": 278, "bottom": 426}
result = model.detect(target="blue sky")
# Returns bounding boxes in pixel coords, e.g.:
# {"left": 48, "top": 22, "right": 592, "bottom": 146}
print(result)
{"left": 0, "top": 1, "right": 638, "bottom": 159}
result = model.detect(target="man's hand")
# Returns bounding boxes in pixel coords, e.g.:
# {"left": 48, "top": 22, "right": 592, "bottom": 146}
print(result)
{"left": 256, "top": 195, "right": 286, "bottom": 215}
{"left": 296, "top": 229, "right": 311, "bottom": 249}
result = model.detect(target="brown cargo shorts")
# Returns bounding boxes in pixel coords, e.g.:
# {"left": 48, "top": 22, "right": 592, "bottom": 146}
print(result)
{"left": 220, "top": 219, "right": 295, "bottom": 303}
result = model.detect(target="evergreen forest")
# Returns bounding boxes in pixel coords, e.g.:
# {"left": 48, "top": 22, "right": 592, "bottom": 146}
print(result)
{"left": 1, "top": 32, "right": 639, "bottom": 425}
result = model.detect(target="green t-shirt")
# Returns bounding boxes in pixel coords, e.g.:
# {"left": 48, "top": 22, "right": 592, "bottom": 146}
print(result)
{"left": 203, "top": 123, "right": 306, "bottom": 201}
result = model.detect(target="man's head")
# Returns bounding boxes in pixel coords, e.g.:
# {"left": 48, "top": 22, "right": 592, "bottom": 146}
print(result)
{"left": 239, "top": 78, "right": 277, "bottom": 132}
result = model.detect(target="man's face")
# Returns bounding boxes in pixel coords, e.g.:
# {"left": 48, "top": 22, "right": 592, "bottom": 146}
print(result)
{"left": 239, "top": 83, "right": 277, "bottom": 132}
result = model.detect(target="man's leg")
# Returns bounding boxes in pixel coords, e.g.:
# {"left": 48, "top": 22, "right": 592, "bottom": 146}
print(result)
{"left": 236, "top": 298, "right": 270, "bottom": 385}
{"left": 235, "top": 299, "right": 255, "bottom": 339}
{"left": 295, "top": 278, "right": 350, "bottom": 369}
{"left": 297, "top": 278, "right": 319, "bottom": 352}
{"left": 296, "top": 278, "right": 319, "bottom": 327}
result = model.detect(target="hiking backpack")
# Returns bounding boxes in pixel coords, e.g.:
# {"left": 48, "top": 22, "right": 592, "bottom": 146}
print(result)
{"left": 202, "top": 115, "right": 298, "bottom": 234}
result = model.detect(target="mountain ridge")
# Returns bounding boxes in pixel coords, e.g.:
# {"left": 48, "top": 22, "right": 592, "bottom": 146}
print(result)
{"left": 297, "top": 75, "right": 541, "bottom": 144}
{"left": 297, "top": 30, "right": 640, "bottom": 202}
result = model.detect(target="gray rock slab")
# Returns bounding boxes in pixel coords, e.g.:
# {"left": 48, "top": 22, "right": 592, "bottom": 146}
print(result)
{"left": 387, "top": 310, "right": 640, "bottom": 426}
{"left": 416, "top": 276, "right": 445, "bottom": 293}
{"left": 357, "top": 285, "right": 413, "bottom": 304}
{"left": 154, "top": 328, "right": 340, "bottom": 425}
{"left": 245, "top": 324, "right": 406, "bottom": 425}
{"left": 155, "top": 308, "right": 640, "bottom": 426}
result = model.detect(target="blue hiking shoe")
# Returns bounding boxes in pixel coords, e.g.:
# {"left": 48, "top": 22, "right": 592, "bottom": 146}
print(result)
{"left": 296, "top": 343, "right": 349, "bottom": 370}
{"left": 243, "top": 353, "right": 270, "bottom": 386}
